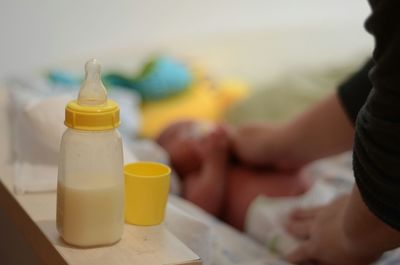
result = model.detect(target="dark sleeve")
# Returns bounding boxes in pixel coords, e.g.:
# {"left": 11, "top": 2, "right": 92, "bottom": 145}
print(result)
{"left": 353, "top": 0, "right": 400, "bottom": 231}
{"left": 337, "top": 59, "right": 374, "bottom": 124}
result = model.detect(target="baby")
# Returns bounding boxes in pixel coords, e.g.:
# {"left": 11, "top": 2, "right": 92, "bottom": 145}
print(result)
{"left": 157, "top": 120, "right": 311, "bottom": 230}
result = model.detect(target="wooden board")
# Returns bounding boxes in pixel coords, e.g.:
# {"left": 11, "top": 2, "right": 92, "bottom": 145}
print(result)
{"left": 0, "top": 168, "right": 202, "bottom": 265}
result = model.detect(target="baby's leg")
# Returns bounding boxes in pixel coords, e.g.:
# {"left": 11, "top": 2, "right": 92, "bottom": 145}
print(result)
{"left": 223, "top": 167, "right": 311, "bottom": 230}
{"left": 183, "top": 169, "right": 226, "bottom": 217}
{"left": 183, "top": 126, "right": 229, "bottom": 217}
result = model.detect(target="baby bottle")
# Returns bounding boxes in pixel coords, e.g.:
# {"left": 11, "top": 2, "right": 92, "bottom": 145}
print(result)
{"left": 57, "top": 59, "right": 124, "bottom": 247}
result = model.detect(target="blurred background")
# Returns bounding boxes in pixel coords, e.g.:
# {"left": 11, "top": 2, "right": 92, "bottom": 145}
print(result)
{"left": 0, "top": 0, "right": 373, "bottom": 190}
{"left": 0, "top": 1, "right": 383, "bottom": 264}
{"left": 0, "top": 0, "right": 374, "bottom": 182}
{"left": 0, "top": 0, "right": 372, "bottom": 80}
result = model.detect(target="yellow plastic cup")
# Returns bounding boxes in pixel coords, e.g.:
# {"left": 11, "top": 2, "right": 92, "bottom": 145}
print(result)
{"left": 124, "top": 162, "right": 170, "bottom": 226}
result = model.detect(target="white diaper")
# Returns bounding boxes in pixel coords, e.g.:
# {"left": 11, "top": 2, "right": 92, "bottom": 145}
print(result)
{"left": 244, "top": 177, "right": 348, "bottom": 256}
{"left": 244, "top": 153, "right": 355, "bottom": 256}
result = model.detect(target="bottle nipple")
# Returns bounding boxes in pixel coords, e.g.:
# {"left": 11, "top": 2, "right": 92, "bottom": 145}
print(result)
{"left": 77, "top": 59, "right": 107, "bottom": 106}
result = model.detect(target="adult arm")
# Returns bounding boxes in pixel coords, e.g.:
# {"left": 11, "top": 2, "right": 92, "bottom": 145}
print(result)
{"left": 287, "top": 1, "right": 400, "bottom": 264}
{"left": 233, "top": 92, "right": 354, "bottom": 168}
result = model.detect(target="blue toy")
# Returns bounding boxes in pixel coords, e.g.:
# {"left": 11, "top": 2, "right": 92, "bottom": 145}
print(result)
{"left": 48, "top": 56, "right": 193, "bottom": 101}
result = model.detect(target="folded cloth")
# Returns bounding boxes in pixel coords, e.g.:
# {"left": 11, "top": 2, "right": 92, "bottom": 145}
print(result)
{"left": 27, "top": 94, "right": 72, "bottom": 153}
{"left": 7, "top": 78, "right": 139, "bottom": 193}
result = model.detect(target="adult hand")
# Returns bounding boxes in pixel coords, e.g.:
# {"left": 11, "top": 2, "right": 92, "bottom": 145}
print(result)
{"left": 232, "top": 123, "right": 304, "bottom": 169}
{"left": 285, "top": 195, "right": 380, "bottom": 265}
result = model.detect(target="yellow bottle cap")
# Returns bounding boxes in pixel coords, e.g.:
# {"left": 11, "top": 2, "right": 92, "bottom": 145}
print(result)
{"left": 65, "top": 59, "right": 120, "bottom": 131}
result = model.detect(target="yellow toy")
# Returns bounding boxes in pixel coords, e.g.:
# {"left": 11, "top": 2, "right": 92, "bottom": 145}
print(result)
{"left": 139, "top": 77, "right": 248, "bottom": 138}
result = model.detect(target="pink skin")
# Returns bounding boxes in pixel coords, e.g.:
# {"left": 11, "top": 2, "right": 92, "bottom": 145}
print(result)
{"left": 157, "top": 121, "right": 204, "bottom": 176}
{"left": 157, "top": 121, "right": 311, "bottom": 230}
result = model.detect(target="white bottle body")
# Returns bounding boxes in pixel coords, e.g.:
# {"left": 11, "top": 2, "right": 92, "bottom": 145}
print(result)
{"left": 57, "top": 128, "right": 124, "bottom": 247}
